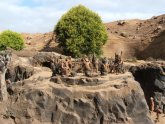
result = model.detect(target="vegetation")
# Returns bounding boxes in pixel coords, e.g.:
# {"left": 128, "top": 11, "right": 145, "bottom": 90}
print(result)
{"left": 0, "top": 30, "right": 24, "bottom": 51}
{"left": 55, "top": 5, "right": 108, "bottom": 57}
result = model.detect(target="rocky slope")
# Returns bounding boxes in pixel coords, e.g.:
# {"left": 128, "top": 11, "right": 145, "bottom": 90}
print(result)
{"left": 0, "top": 52, "right": 153, "bottom": 124}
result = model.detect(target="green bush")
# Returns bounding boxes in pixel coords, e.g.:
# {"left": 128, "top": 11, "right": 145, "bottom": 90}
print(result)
{"left": 0, "top": 30, "right": 24, "bottom": 51}
{"left": 54, "top": 5, "right": 108, "bottom": 57}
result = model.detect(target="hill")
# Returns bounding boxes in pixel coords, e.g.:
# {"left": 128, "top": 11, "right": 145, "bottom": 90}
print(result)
{"left": 21, "top": 14, "right": 165, "bottom": 59}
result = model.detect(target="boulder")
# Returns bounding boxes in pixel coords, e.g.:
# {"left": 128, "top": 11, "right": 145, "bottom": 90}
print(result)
{"left": 32, "top": 52, "right": 67, "bottom": 67}
{"left": 120, "top": 32, "right": 127, "bottom": 37}
{"left": 117, "top": 20, "right": 127, "bottom": 26}
{"left": 0, "top": 72, "right": 152, "bottom": 124}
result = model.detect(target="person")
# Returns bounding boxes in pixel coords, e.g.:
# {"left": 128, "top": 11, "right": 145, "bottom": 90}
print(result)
{"left": 67, "top": 56, "right": 72, "bottom": 70}
{"left": 100, "top": 58, "right": 109, "bottom": 76}
{"left": 52, "top": 57, "right": 63, "bottom": 76}
{"left": 114, "top": 51, "right": 123, "bottom": 74}
{"left": 82, "top": 58, "right": 92, "bottom": 77}
{"left": 92, "top": 54, "right": 99, "bottom": 73}
{"left": 150, "top": 97, "right": 154, "bottom": 113}
{"left": 114, "top": 52, "right": 122, "bottom": 65}
{"left": 61, "top": 60, "right": 70, "bottom": 76}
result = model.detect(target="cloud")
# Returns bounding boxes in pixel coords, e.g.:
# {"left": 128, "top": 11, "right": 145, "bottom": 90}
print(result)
{"left": 0, "top": 0, "right": 164, "bottom": 33}
{"left": 0, "top": 1, "right": 65, "bottom": 33}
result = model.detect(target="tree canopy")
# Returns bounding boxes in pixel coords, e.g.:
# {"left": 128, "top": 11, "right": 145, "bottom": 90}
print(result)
{"left": 54, "top": 5, "right": 108, "bottom": 57}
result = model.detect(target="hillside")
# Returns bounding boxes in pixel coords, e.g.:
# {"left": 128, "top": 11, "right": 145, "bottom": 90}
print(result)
{"left": 104, "top": 14, "right": 165, "bottom": 59}
{"left": 21, "top": 14, "right": 165, "bottom": 59}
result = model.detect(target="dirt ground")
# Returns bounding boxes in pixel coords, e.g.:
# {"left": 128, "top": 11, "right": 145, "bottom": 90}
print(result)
{"left": 150, "top": 112, "right": 165, "bottom": 124}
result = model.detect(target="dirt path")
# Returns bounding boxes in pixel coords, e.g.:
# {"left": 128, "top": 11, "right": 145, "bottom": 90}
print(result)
{"left": 150, "top": 112, "right": 165, "bottom": 124}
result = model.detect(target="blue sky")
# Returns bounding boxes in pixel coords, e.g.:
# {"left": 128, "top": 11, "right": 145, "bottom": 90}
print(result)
{"left": 0, "top": 0, "right": 165, "bottom": 33}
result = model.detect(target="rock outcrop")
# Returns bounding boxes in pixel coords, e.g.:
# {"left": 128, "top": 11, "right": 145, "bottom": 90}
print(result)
{"left": 0, "top": 70, "right": 152, "bottom": 124}
{"left": 32, "top": 52, "right": 66, "bottom": 68}
{"left": 5, "top": 54, "right": 34, "bottom": 83}
{"left": 130, "top": 62, "right": 165, "bottom": 109}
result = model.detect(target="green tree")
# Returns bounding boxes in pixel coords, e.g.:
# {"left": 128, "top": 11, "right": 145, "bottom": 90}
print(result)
{"left": 0, "top": 30, "right": 24, "bottom": 51}
{"left": 55, "top": 5, "right": 108, "bottom": 57}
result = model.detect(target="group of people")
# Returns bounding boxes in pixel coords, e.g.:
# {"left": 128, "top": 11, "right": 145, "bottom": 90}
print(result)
{"left": 50, "top": 52, "right": 124, "bottom": 77}
{"left": 51, "top": 56, "right": 73, "bottom": 77}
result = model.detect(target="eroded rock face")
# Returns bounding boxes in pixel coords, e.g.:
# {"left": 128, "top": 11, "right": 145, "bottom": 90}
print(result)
{"left": 6, "top": 65, "right": 34, "bottom": 82}
{"left": 50, "top": 75, "right": 107, "bottom": 86}
{"left": 0, "top": 72, "right": 152, "bottom": 124}
{"left": 2, "top": 53, "right": 34, "bottom": 83}
{"left": 32, "top": 52, "right": 66, "bottom": 68}
{"left": 130, "top": 63, "right": 165, "bottom": 108}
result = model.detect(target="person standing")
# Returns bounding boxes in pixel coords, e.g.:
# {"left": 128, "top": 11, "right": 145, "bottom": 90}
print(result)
{"left": 150, "top": 97, "right": 154, "bottom": 113}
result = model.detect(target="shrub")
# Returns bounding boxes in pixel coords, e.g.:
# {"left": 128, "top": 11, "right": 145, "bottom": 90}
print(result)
{"left": 54, "top": 5, "right": 108, "bottom": 57}
{"left": 0, "top": 30, "right": 24, "bottom": 51}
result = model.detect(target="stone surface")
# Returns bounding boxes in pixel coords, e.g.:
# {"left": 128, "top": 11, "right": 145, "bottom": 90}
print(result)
{"left": 0, "top": 71, "right": 152, "bottom": 124}
{"left": 50, "top": 74, "right": 107, "bottom": 86}
{"left": 32, "top": 52, "right": 67, "bottom": 67}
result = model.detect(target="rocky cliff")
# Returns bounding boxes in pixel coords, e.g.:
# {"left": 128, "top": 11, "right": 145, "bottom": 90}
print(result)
{"left": 0, "top": 53, "right": 153, "bottom": 124}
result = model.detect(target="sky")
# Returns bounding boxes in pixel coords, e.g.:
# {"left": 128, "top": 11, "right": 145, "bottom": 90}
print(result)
{"left": 0, "top": 0, "right": 165, "bottom": 33}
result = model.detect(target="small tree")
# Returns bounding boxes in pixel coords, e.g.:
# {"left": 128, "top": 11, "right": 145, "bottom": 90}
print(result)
{"left": 55, "top": 5, "right": 108, "bottom": 57}
{"left": 0, "top": 30, "right": 24, "bottom": 51}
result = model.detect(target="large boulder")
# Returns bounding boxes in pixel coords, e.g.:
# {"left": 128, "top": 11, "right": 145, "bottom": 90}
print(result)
{"left": 5, "top": 54, "right": 34, "bottom": 83}
{"left": 0, "top": 72, "right": 153, "bottom": 124}
{"left": 32, "top": 52, "right": 67, "bottom": 68}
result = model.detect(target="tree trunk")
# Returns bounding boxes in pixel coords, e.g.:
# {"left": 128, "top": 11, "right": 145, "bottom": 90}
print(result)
{"left": 0, "top": 68, "right": 8, "bottom": 101}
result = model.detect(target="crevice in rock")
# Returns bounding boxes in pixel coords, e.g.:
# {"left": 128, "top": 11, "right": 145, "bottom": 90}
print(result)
{"left": 41, "top": 61, "right": 52, "bottom": 68}
{"left": 130, "top": 64, "right": 165, "bottom": 108}
{"left": 10, "top": 115, "right": 16, "bottom": 124}
{"left": 5, "top": 66, "right": 34, "bottom": 83}
{"left": 5, "top": 65, "right": 34, "bottom": 96}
